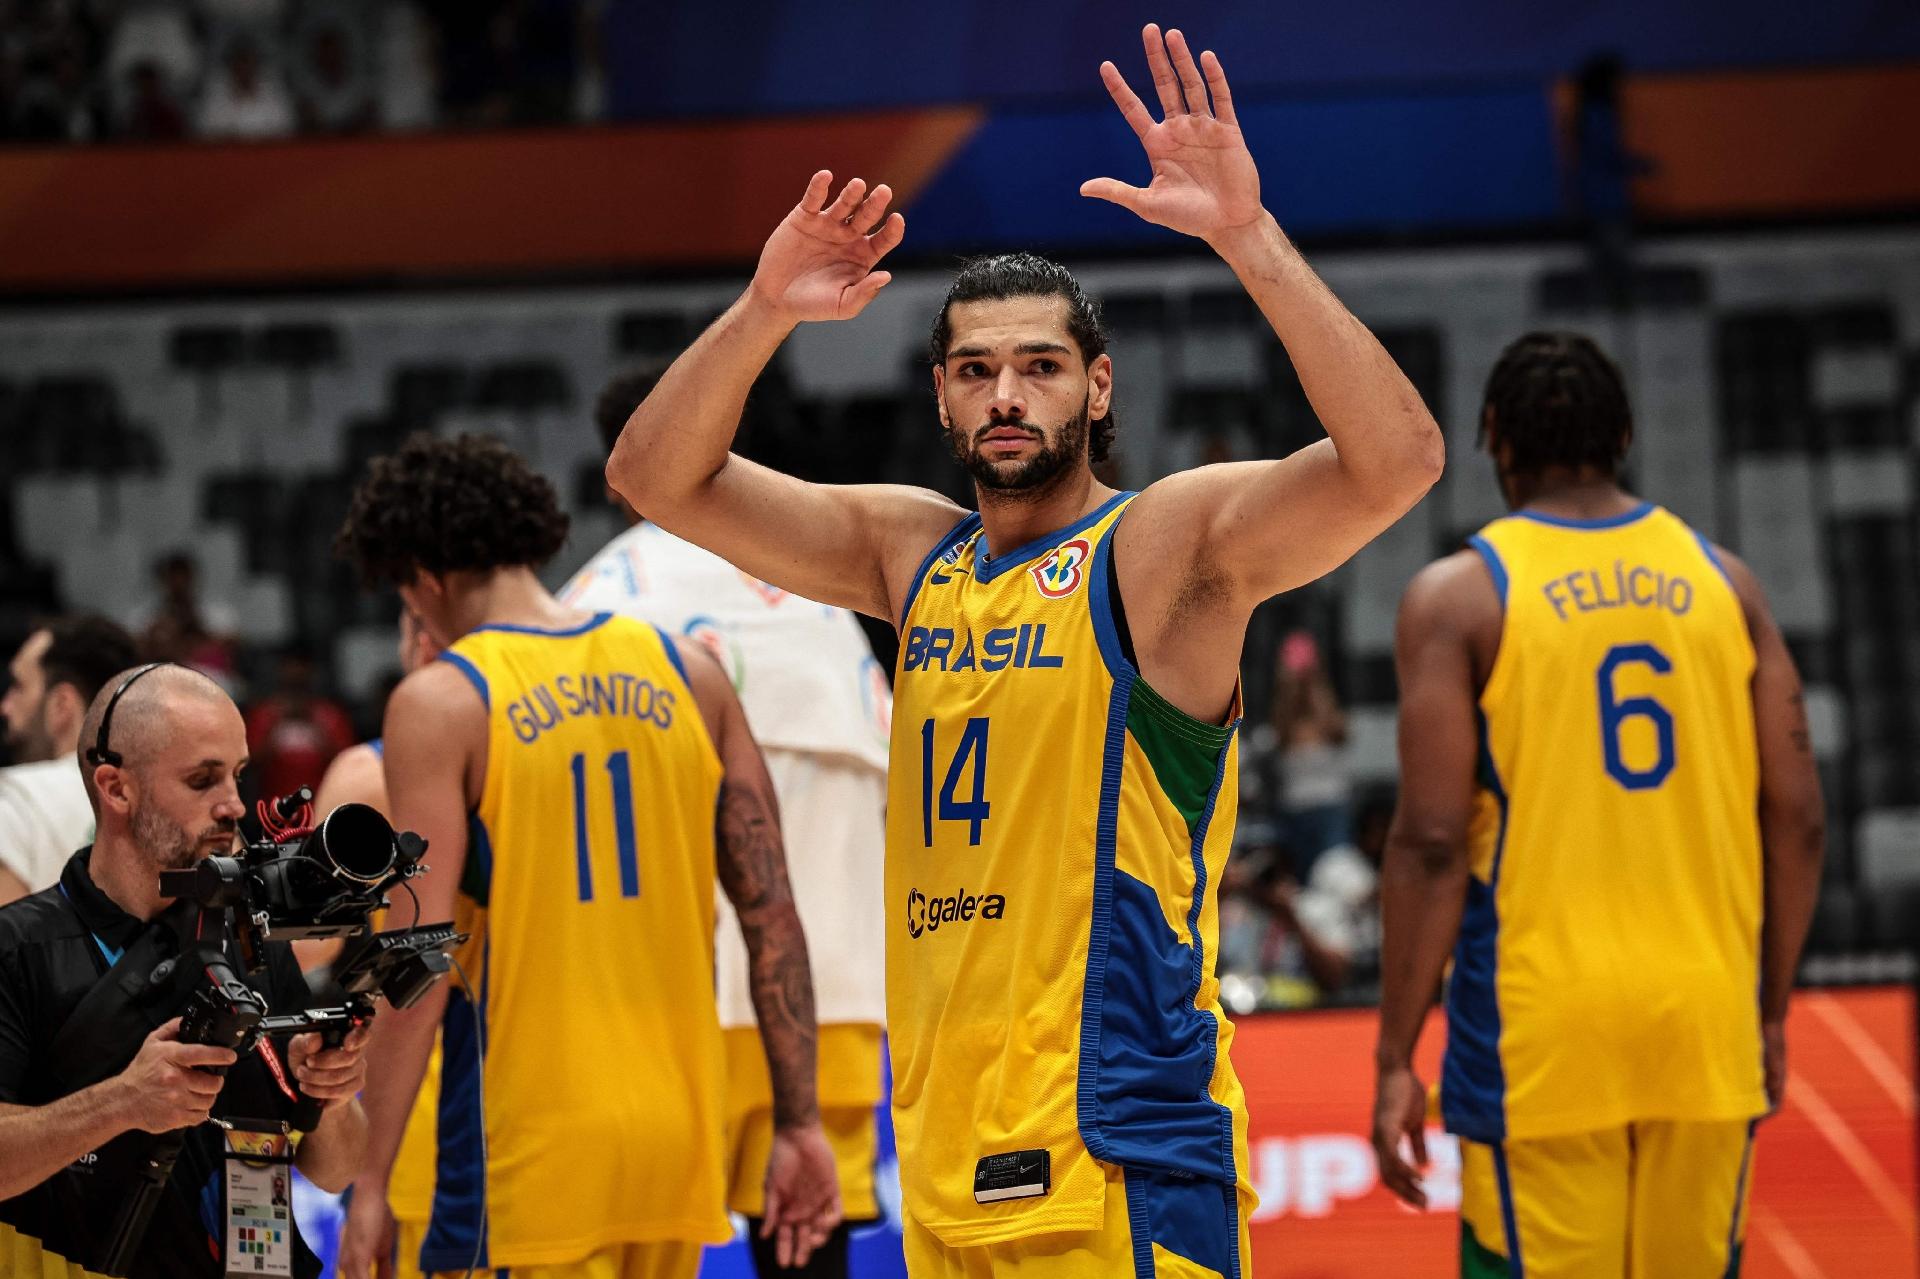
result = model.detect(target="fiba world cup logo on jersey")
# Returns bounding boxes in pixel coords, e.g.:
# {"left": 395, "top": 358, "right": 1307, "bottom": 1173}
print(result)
{"left": 1031, "top": 538, "right": 1092, "bottom": 599}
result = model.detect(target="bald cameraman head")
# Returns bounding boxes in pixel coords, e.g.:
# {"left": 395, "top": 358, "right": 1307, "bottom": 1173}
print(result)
{"left": 0, "top": 664, "right": 371, "bottom": 1279}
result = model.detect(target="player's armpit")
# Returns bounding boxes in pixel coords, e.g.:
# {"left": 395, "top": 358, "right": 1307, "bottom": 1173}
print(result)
{"left": 1716, "top": 547, "right": 1824, "bottom": 1025}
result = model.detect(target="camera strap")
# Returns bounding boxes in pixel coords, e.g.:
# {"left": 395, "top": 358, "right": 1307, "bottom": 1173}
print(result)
{"left": 43, "top": 899, "right": 200, "bottom": 1099}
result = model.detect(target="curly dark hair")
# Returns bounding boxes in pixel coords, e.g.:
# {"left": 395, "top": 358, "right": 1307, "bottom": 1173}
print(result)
{"left": 929, "top": 252, "right": 1117, "bottom": 464}
{"left": 1481, "top": 331, "right": 1632, "bottom": 476}
{"left": 335, "top": 433, "right": 570, "bottom": 586}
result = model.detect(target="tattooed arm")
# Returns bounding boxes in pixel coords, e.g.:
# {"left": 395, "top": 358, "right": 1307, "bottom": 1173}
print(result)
{"left": 1719, "top": 547, "right": 1825, "bottom": 1110}
{"left": 672, "top": 638, "right": 841, "bottom": 1266}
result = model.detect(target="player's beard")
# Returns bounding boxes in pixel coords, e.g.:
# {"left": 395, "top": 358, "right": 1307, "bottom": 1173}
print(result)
{"left": 946, "top": 400, "right": 1090, "bottom": 503}
{"left": 3, "top": 698, "right": 55, "bottom": 765}
{"left": 133, "top": 801, "right": 236, "bottom": 873}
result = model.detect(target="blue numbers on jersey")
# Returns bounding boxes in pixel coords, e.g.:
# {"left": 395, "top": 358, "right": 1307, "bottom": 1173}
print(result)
{"left": 921, "top": 717, "right": 991, "bottom": 846}
{"left": 1596, "top": 643, "right": 1676, "bottom": 790}
{"left": 570, "top": 750, "right": 641, "bottom": 901}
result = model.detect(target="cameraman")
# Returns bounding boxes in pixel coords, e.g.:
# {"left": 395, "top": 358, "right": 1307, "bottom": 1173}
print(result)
{"left": 0, "top": 663, "right": 370, "bottom": 1278}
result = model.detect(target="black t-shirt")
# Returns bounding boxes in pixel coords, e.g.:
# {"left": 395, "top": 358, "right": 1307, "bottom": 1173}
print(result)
{"left": 0, "top": 848, "right": 324, "bottom": 1279}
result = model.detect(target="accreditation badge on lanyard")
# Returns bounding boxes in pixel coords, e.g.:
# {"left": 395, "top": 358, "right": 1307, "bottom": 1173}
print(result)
{"left": 223, "top": 1127, "right": 294, "bottom": 1277}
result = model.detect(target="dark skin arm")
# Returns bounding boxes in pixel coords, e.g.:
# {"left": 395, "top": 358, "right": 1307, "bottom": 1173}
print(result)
{"left": 1371, "top": 552, "right": 1499, "bottom": 1209}
{"left": 676, "top": 639, "right": 840, "bottom": 1268}
{"left": 1719, "top": 547, "right": 1825, "bottom": 1110}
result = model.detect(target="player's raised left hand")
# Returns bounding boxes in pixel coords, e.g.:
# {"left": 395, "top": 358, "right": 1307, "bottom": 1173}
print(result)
{"left": 1081, "top": 24, "right": 1263, "bottom": 244}
{"left": 761, "top": 1121, "right": 842, "bottom": 1268}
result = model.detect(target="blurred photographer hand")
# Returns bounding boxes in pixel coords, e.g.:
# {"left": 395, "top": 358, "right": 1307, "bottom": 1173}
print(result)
{"left": 117, "top": 1017, "right": 237, "bottom": 1133}
{"left": 288, "top": 1022, "right": 371, "bottom": 1109}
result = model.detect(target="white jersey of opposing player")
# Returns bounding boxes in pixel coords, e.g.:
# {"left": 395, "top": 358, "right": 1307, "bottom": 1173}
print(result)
{"left": 561, "top": 522, "right": 889, "bottom": 1029}
{"left": 0, "top": 755, "right": 94, "bottom": 893}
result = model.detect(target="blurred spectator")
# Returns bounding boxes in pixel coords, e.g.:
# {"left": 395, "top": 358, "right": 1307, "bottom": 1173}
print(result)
{"left": 372, "top": 1, "right": 435, "bottom": 131}
{"left": 8, "top": 21, "right": 108, "bottom": 142}
{"left": 196, "top": 30, "right": 293, "bottom": 139}
{"left": 103, "top": 0, "right": 199, "bottom": 117}
{"left": 244, "top": 645, "right": 354, "bottom": 804}
{"left": 0, "top": 614, "right": 138, "bottom": 903}
{"left": 118, "top": 57, "right": 186, "bottom": 139}
{"left": 132, "top": 550, "right": 241, "bottom": 690}
{"left": 288, "top": 1, "right": 376, "bottom": 134}
{"left": 1271, "top": 629, "right": 1354, "bottom": 875}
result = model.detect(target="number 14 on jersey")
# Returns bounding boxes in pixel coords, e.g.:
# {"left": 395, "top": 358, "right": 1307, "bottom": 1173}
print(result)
{"left": 922, "top": 717, "right": 990, "bottom": 846}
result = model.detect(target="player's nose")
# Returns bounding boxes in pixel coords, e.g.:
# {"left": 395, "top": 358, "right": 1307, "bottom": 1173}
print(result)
{"left": 989, "top": 367, "right": 1026, "bottom": 417}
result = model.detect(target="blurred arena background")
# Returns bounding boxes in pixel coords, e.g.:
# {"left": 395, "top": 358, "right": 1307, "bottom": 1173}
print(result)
{"left": 1, "top": 2, "right": 1917, "bottom": 1275}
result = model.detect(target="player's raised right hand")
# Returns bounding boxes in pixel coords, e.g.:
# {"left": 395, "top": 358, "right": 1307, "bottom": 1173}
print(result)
{"left": 116, "top": 1017, "right": 237, "bottom": 1134}
{"left": 749, "top": 171, "right": 906, "bottom": 326}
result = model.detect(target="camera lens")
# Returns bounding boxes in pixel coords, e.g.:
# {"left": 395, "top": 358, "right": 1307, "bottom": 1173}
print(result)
{"left": 312, "top": 803, "right": 398, "bottom": 884}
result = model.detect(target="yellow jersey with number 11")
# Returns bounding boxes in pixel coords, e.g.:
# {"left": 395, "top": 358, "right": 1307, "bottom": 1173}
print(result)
{"left": 886, "top": 493, "right": 1256, "bottom": 1274}
{"left": 420, "top": 613, "right": 729, "bottom": 1270}
{"left": 1444, "top": 502, "right": 1766, "bottom": 1145}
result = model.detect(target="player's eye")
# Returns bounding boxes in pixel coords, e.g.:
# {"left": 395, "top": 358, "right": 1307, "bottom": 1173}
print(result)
{"left": 959, "top": 362, "right": 988, "bottom": 378}
{"left": 1032, "top": 360, "right": 1059, "bottom": 375}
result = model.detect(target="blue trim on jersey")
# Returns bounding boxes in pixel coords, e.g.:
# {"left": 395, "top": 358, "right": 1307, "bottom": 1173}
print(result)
{"left": 1087, "top": 499, "right": 1136, "bottom": 680}
{"left": 367, "top": 737, "right": 384, "bottom": 758}
{"left": 897, "top": 511, "right": 982, "bottom": 630}
{"left": 1468, "top": 534, "right": 1510, "bottom": 606}
{"left": 1513, "top": 501, "right": 1653, "bottom": 530}
{"left": 974, "top": 491, "right": 1134, "bottom": 584}
{"left": 652, "top": 624, "right": 691, "bottom": 687}
{"left": 468, "top": 612, "right": 613, "bottom": 639}
{"left": 1076, "top": 681, "right": 1241, "bottom": 1193}
{"left": 1493, "top": 1144, "right": 1524, "bottom": 1276}
{"left": 421, "top": 816, "right": 493, "bottom": 1273}
{"left": 1724, "top": 1118, "right": 1758, "bottom": 1276}
{"left": 439, "top": 651, "right": 490, "bottom": 711}
{"left": 1075, "top": 665, "right": 1136, "bottom": 1164}
{"left": 1134, "top": 1169, "right": 1241, "bottom": 1279}
{"left": 1695, "top": 530, "right": 1736, "bottom": 589}
{"left": 1442, "top": 713, "right": 1510, "bottom": 1143}
{"left": 1123, "top": 1172, "right": 1154, "bottom": 1279}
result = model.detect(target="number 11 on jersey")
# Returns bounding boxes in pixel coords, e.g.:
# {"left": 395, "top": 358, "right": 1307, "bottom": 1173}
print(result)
{"left": 922, "top": 717, "right": 991, "bottom": 846}
{"left": 571, "top": 749, "right": 640, "bottom": 902}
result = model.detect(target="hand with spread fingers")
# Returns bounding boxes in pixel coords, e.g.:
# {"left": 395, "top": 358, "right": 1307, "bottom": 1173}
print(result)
{"left": 1082, "top": 23, "right": 1263, "bottom": 243}
{"left": 750, "top": 170, "right": 907, "bottom": 326}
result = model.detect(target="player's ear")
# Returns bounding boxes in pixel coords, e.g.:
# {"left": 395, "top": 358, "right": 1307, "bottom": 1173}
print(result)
{"left": 1088, "top": 352, "right": 1113, "bottom": 423}
{"left": 932, "top": 365, "right": 951, "bottom": 430}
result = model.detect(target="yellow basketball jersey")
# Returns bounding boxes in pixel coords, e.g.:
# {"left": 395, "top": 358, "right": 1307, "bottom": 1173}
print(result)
{"left": 420, "top": 614, "right": 730, "bottom": 1270}
{"left": 1444, "top": 503, "right": 1767, "bottom": 1144}
{"left": 887, "top": 493, "right": 1255, "bottom": 1268}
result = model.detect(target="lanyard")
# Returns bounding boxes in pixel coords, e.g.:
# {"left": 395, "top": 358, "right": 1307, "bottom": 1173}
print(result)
{"left": 55, "top": 882, "right": 126, "bottom": 968}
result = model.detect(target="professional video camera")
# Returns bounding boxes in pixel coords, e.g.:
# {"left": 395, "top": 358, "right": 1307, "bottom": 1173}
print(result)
{"left": 100, "top": 788, "right": 467, "bottom": 1276}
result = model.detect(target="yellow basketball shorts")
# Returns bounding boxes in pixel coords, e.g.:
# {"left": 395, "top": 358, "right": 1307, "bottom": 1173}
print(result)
{"left": 392, "top": 1217, "right": 427, "bottom": 1279}
{"left": 1459, "top": 1118, "right": 1758, "bottom": 1277}
{"left": 724, "top": 1022, "right": 883, "bottom": 1221}
{"left": 904, "top": 1162, "right": 1253, "bottom": 1279}
{"left": 424, "top": 1241, "right": 701, "bottom": 1279}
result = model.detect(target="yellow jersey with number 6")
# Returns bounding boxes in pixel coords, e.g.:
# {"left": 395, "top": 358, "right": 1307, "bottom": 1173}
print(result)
{"left": 886, "top": 493, "right": 1256, "bottom": 1272}
{"left": 1444, "top": 502, "right": 1766, "bottom": 1144}
{"left": 420, "top": 613, "right": 729, "bottom": 1270}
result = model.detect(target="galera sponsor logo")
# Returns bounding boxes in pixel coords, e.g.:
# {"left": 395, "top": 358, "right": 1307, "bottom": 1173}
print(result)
{"left": 905, "top": 886, "right": 1008, "bottom": 938}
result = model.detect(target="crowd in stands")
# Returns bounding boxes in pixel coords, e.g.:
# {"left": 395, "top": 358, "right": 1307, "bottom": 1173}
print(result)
{"left": 0, "top": 0, "right": 602, "bottom": 145}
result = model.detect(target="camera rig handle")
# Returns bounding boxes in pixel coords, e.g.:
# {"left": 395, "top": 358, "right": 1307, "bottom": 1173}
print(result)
{"left": 259, "top": 999, "right": 376, "bottom": 1132}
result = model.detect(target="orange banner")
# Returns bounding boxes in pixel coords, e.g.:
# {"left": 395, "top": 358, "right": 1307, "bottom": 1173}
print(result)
{"left": 0, "top": 111, "right": 980, "bottom": 292}
{"left": 1236, "top": 986, "right": 1918, "bottom": 1276}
